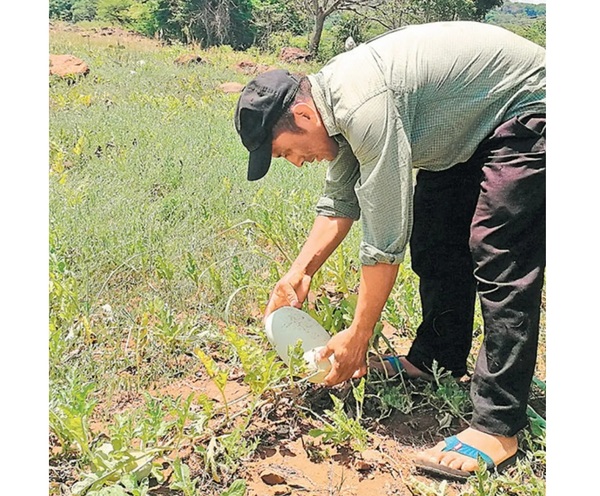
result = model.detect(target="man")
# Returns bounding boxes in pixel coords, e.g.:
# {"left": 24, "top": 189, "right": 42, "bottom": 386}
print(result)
{"left": 234, "top": 21, "right": 545, "bottom": 481}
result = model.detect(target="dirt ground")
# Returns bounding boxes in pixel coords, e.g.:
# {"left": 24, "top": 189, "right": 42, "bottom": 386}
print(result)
{"left": 92, "top": 369, "right": 472, "bottom": 496}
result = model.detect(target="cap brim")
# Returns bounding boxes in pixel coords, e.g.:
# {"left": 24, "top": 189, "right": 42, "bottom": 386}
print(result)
{"left": 247, "top": 139, "right": 273, "bottom": 181}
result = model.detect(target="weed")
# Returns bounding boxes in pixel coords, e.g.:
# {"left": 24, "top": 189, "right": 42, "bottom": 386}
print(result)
{"left": 49, "top": 375, "right": 97, "bottom": 462}
{"left": 309, "top": 379, "right": 369, "bottom": 452}
{"left": 372, "top": 377, "right": 417, "bottom": 416}
{"left": 195, "top": 348, "right": 231, "bottom": 420}
{"left": 169, "top": 457, "right": 200, "bottom": 496}
{"left": 220, "top": 479, "right": 247, "bottom": 496}
{"left": 405, "top": 477, "right": 452, "bottom": 495}
{"left": 419, "top": 361, "right": 471, "bottom": 426}
{"left": 307, "top": 293, "right": 357, "bottom": 334}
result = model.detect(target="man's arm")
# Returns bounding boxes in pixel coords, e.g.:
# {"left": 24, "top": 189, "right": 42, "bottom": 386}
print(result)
{"left": 264, "top": 215, "right": 354, "bottom": 318}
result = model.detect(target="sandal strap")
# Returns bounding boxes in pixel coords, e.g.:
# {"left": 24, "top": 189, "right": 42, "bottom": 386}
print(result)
{"left": 383, "top": 355, "right": 404, "bottom": 374}
{"left": 442, "top": 436, "right": 495, "bottom": 469}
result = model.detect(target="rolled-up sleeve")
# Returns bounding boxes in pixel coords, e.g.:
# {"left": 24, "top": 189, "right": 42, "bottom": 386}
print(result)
{"left": 315, "top": 138, "right": 361, "bottom": 220}
{"left": 344, "top": 90, "right": 414, "bottom": 266}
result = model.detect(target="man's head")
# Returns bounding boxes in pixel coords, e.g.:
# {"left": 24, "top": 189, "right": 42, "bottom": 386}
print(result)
{"left": 235, "top": 69, "right": 338, "bottom": 181}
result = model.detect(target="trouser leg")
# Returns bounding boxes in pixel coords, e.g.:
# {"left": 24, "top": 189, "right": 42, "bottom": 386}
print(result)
{"left": 407, "top": 158, "right": 482, "bottom": 378}
{"left": 469, "top": 114, "right": 546, "bottom": 436}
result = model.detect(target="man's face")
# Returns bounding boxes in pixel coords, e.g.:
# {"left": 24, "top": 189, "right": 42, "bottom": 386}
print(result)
{"left": 271, "top": 103, "right": 339, "bottom": 168}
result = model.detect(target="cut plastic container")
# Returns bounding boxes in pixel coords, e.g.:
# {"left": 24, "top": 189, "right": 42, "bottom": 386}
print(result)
{"left": 264, "top": 306, "right": 333, "bottom": 383}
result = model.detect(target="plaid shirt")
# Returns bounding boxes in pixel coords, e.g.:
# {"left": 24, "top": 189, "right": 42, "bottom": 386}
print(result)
{"left": 308, "top": 21, "right": 545, "bottom": 265}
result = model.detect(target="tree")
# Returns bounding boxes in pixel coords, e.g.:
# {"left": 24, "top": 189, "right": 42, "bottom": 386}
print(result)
{"left": 342, "top": 0, "right": 505, "bottom": 43}
{"left": 155, "top": 0, "right": 254, "bottom": 48}
{"left": 250, "top": 0, "right": 307, "bottom": 50}
{"left": 292, "top": 0, "right": 384, "bottom": 57}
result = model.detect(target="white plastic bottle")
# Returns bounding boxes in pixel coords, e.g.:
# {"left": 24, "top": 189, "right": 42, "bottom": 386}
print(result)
{"left": 264, "top": 306, "right": 334, "bottom": 383}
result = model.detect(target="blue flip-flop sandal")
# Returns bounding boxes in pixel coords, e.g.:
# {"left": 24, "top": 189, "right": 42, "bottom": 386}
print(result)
{"left": 378, "top": 355, "right": 433, "bottom": 380}
{"left": 383, "top": 355, "right": 405, "bottom": 375}
{"left": 414, "top": 435, "right": 519, "bottom": 482}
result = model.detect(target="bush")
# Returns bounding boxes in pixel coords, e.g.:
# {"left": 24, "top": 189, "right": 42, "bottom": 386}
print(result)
{"left": 72, "top": 0, "right": 98, "bottom": 22}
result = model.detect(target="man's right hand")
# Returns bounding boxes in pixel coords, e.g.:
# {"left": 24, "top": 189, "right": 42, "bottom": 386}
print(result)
{"left": 263, "top": 215, "right": 354, "bottom": 321}
{"left": 264, "top": 269, "right": 312, "bottom": 320}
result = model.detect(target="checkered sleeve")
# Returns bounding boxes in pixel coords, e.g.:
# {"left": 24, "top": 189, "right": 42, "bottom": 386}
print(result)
{"left": 344, "top": 90, "right": 414, "bottom": 266}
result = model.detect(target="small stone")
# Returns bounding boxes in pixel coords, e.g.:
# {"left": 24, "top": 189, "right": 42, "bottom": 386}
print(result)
{"left": 360, "top": 449, "right": 382, "bottom": 463}
{"left": 355, "top": 459, "right": 373, "bottom": 471}
{"left": 218, "top": 82, "right": 245, "bottom": 94}
{"left": 174, "top": 54, "right": 203, "bottom": 65}
{"left": 260, "top": 470, "right": 286, "bottom": 485}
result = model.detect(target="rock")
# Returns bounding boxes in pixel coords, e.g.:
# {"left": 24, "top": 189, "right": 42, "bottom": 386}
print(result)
{"left": 174, "top": 54, "right": 203, "bottom": 65}
{"left": 279, "top": 47, "right": 310, "bottom": 63}
{"left": 355, "top": 459, "right": 373, "bottom": 471}
{"left": 355, "top": 449, "right": 383, "bottom": 471}
{"left": 260, "top": 470, "right": 286, "bottom": 485}
{"left": 360, "top": 449, "right": 382, "bottom": 463}
{"left": 218, "top": 82, "right": 245, "bottom": 94}
{"left": 49, "top": 54, "right": 89, "bottom": 78}
{"left": 234, "top": 60, "right": 277, "bottom": 75}
{"left": 259, "top": 464, "right": 313, "bottom": 489}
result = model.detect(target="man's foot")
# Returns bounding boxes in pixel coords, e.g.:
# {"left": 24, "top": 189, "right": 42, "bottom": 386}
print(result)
{"left": 368, "top": 354, "right": 434, "bottom": 380}
{"left": 414, "top": 427, "right": 518, "bottom": 479}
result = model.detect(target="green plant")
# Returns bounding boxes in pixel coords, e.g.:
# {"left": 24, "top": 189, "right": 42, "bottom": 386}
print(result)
{"left": 195, "top": 348, "right": 230, "bottom": 420}
{"left": 372, "top": 378, "right": 417, "bottom": 416}
{"left": 309, "top": 378, "right": 369, "bottom": 452}
{"left": 307, "top": 294, "right": 357, "bottom": 334}
{"left": 49, "top": 372, "right": 99, "bottom": 458}
{"left": 221, "top": 479, "right": 247, "bottom": 496}
{"left": 71, "top": 441, "right": 166, "bottom": 495}
{"left": 165, "top": 393, "right": 197, "bottom": 447}
{"left": 420, "top": 361, "right": 471, "bottom": 427}
{"left": 196, "top": 430, "right": 259, "bottom": 484}
{"left": 405, "top": 477, "right": 452, "bottom": 496}
{"left": 169, "top": 457, "right": 199, "bottom": 496}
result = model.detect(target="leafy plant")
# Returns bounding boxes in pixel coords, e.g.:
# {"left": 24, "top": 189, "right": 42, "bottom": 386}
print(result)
{"left": 220, "top": 479, "right": 247, "bottom": 496}
{"left": 420, "top": 361, "right": 471, "bottom": 426}
{"left": 71, "top": 442, "right": 166, "bottom": 495}
{"left": 195, "top": 348, "right": 230, "bottom": 420}
{"left": 307, "top": 294, "right": 357, "bottom": 334}
{"left": 169, "top": 457, "right": 199, "bottom": 496}
{"left": 309, "top": 378, "right": 369, "bottom": 452}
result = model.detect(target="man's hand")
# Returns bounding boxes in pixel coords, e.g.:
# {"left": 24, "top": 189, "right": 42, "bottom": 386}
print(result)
{"left": 264, "top": 269, "right": 312, "bottom": 319}
{"left": 316, "top": 326, "right": 371, "bottom": 386}
{"left": 263, "top": 216, "right": 354, "bottom": 321}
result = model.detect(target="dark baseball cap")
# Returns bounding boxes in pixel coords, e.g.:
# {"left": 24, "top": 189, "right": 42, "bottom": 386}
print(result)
{"left": 234, "top": 69, "right": 301, "bottom": 181}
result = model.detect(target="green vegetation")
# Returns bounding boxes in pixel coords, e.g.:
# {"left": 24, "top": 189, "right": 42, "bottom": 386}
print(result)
{"left": 49, "top": 20, "right": 546, "bottom": 496}
{"left": 486, "top": 1, "right": 546, "bottom": 47}
{"left": 49, "top": 0, "right": 545, "bottom": 60}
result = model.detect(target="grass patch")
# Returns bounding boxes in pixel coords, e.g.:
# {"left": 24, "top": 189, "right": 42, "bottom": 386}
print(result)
{"left": 50, "top": 22, "right": 546, "bottom": 496}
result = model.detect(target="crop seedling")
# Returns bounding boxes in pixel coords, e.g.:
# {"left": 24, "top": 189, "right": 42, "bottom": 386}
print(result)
{"left": 419, "top": 361, "right": 471, "bottom": 425}
{"left": 220, "top": 479, "right": 247, "bottom": 496}
{"left": 195, "top": 348, "right": 231, "bottom": 421}
{"left": 309, "top": 378, "right": 369, "bottom": 452}
{"left": 169, "top": 458, "right": 200, "bottom": 496}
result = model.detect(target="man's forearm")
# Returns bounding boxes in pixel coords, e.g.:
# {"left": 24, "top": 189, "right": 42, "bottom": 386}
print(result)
{"left": 352, "top": 263, "right": 399, "bottom": 338}
{"left": 291, "top": 215, "right": 354, "bottom": 277}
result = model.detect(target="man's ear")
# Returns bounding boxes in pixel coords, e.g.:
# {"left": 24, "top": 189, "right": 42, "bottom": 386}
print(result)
{"left": 291, "top": 102, "right": 321, "bottom": 129}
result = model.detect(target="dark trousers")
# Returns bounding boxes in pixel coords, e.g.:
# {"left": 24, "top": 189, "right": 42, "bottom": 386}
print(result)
{"left": 406, "top": 114, "right": 546, "bottom": 436}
